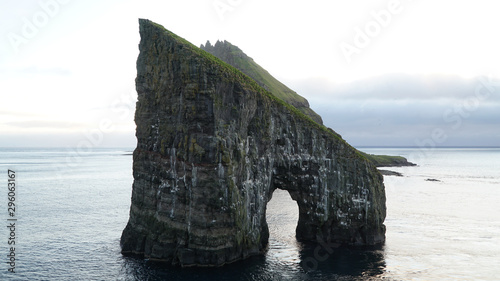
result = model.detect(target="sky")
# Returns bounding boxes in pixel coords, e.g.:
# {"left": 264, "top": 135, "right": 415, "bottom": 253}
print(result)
{"left": 1, "top": 0, "right": 499, "bottom": 148}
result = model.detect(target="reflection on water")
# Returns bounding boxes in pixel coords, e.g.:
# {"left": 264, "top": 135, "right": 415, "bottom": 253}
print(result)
{"left": 298, "top": 242, "right": 386, "bottom": 279}
{"left": 120, "top": 189, "right": 387, "bottom": 281}
{"left": 120, "top": 245, "right": 387, "bottom": 281}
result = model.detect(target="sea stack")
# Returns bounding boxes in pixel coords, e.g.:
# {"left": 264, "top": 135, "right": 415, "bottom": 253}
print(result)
{"left": 121, "top": 19, "right": 386, "bottom": 267}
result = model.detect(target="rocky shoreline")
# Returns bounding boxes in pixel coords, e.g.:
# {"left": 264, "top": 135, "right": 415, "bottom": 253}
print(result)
{"left": 378, "top": 169, "right": 404, "bottom": 177}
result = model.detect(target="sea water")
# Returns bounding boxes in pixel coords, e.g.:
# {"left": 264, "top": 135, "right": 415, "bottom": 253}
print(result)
{"left": 0, "top": 147, "right": 498, "bottom": 280}
{"left": 365, "top": 147, "right": 500, "bottom": 280}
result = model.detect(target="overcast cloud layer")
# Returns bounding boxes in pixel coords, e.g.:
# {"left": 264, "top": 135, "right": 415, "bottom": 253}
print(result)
{"left": 1, "top": 0, "right": 499, "bottom": 147}
{"left": 300, "top": 74, "right": 500, "bottom": 146}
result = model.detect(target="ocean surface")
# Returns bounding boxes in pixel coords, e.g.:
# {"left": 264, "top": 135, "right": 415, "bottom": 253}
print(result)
{"left": 0, "top": 147, "right": 498, "bottom": 280}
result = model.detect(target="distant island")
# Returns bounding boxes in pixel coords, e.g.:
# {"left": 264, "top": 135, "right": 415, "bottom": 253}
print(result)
{"left": 360, "top": 152, "right": 416, "bottom": 167}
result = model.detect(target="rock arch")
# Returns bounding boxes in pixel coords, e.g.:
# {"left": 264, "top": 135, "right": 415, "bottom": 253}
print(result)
{"left": 121, "top": 19, "right": 386, "bottom": 267}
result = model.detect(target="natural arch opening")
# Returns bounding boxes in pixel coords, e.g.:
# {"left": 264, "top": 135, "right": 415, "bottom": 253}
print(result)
{"left": 265, "top": 188, "right": 300, "bottom": 261}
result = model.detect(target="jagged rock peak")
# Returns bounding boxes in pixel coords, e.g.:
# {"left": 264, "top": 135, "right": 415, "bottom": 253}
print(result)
{"left": 200, "top": 37, "right": 324, "bottom": 125}
{"left": 120, "top": 19, "right": 386, "bottom": 267}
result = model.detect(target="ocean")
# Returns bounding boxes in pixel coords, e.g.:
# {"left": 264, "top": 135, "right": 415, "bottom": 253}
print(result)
{"left": 0, "top": 147, "right": 498, "bottom": 280}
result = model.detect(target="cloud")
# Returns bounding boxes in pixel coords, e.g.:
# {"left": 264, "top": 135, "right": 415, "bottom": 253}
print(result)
{"left": 0, "top": 110, "right": 44, "bottom": 118}
{"left": 0, "top": 131, "right": 136, "bottom": 148}
{"left": 298, "top": 74, "right": 500, "bottom": 147}
{"left": 295, "top": 73, "right": 500, "bottom": 102}
{"left": 4, "top": 120, "right": 85, "bottom": 130}
{"left": 0, "top": 66, "right": 72, "bottom": 76}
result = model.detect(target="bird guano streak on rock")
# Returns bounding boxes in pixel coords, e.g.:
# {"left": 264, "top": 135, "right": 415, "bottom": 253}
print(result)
{"left": 120, "top": 18, "right": 386, "bottom": 267}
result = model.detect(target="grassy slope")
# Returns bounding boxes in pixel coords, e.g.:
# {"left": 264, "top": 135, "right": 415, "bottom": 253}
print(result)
{"left": 231, "top": 50, "right": 308, "bottom": 106}
{"left": 201, "top": 41, "right": 323, "bottom": 124}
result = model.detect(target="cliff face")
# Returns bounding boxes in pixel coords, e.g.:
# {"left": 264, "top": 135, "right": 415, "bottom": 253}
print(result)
{"left": 121, "top": 19, "right": 386, "bottom": 267}
{"left": 200, "top": 40, "right": 324, "bottom": 125}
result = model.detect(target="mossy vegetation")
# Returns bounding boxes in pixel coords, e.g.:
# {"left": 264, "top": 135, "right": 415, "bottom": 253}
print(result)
{"left": 202, "top": 41, "right": 309, "bottom": 107}
{"left": 201, "top": 40, "right": 323, "bottom": 124}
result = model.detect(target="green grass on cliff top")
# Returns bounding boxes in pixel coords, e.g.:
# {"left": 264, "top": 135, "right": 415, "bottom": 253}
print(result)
{"left": 211, "top": 42, "right": 309, "bottom": 107}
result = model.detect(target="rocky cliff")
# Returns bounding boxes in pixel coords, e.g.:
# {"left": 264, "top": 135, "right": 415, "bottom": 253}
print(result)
{"left": 200, "top": 40, "right": 324, "bottom": 125}
{"left": 121, "top": 19, "right": 386, "bottom": 267}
